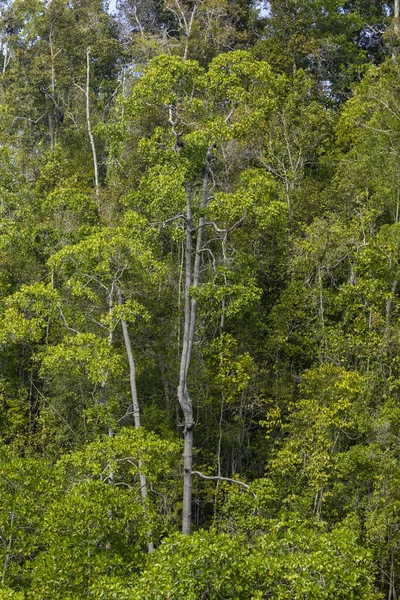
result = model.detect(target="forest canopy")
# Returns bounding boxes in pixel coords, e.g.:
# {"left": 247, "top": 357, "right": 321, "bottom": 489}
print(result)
{"left": 0, "top": 0, "right": 399, "bottom": 597}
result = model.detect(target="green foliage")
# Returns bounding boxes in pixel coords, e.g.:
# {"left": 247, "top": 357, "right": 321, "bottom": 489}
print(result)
{"left": 0, "top": 1, "right": 400, "bottom": 597}
{"left": 0, "top": 283, "right": 59, "bottom": 344}
{"left": 206, "top": 333, "right": 256, "bottom": 403}
{"left": 271, "top": 365, "right": 366, "bottom": 511}
{"left": 0, "top": 429, "right": 179, "bottom": 597}
{"left": 40, "top": 333, "right": 123, "bottom": 385}
{"left": 130, "top": 522, "right": 378, "bottom": 599}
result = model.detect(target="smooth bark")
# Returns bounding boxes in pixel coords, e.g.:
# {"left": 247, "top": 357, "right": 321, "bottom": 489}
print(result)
{"left": 100, "top": 289, "right": 114, "bottom": 438}
{"left": 178, "top": 146, "right": 213, "bottom": 535}
{"left": 116, "top": 286, "right": 154, "bottom": 553}
{"left": 86, "top": 48, "right": 99, "bottom": 197}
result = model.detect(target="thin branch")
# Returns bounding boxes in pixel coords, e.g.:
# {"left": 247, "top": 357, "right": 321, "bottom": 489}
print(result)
{"left": 58, "top": 305, "right": 80, "bottom": 334}
{"left": 192, "top": 470, "right": 256, "bottom": 496}
{"left": 197, "top": 247, "right": 217, "bottom": 270}
{"left": 12, "top": 113, "right": 47, "bottom": 126}
{"left": 202, "top": 215, "right": 246, "bottom": 235}
{"left": 152, "top": 213, "right": 186, "bottom": 229}
{"left": 29, "top": 378, "right": 77, "bottom": 437}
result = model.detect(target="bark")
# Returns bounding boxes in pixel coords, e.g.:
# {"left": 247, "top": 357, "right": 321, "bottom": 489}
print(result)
{"left": 178, "top": 146, "right": 213, "bottom": 535}
{"left": 394, "top": 0, "right": 399, "bottom": 55}
{"left": 389, "top": 549, "right": 398, "bottom": 600}
{"left": 192, "top": 471, "right": 252, "bottom": 492}
{"left": 116, "top": 286, "right": 154, "bottom": 553}
{"left": 178, "top": 183, "right": 194, "bottom": 535}
{"left": 48, "top": 112, "right": 55, "bottom": 151}
{"left": 86, "top": 48, "right": 99, "bottom": 197}
{"left": 49, "top": 30, "right": 56, "bottom": 149}
{"left": 100, "top": 290, "right": 114, "bottom": 438}
{"left": 166, "top": 0, "right": 197, "bottom": 60}
{"left": 1, "top": 30, "right": 10, "bottom": 76}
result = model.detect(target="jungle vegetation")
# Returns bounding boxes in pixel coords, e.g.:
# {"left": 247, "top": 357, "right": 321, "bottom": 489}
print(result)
{"left": 0, "top": 0, "right": 399, "bottom": 597}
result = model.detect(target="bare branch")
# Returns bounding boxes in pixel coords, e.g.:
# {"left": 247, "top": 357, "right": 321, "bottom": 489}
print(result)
{"left": 152, "top": 213, "right": 186, "bottom": 229}
{"left": 58, "top": 305, "right": 80, "bottom": 335}
{"left": 192, "top": 470, "right": 256, "bottom": 496}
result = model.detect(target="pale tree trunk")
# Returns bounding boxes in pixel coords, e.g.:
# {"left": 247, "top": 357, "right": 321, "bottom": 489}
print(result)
{"left": 43, "top": 31, "right": 62, "bottom": 150}
{"left": 178, "top": 183, "right": 194, "bottom": 535}
{"left": 386, "top": 279, "right": 398, "bottom": 335}
{"left": 116, "top": 286, "right": 154, "bottom": 553}
{"left": 100, "top": 290, "right": 114, "bottom": 438}
{"left": 1, "top": 34, "right": 10, "bottom": 76}
{"left": 2, "top": 42, "right": 7, "bottom": 76}
{"left": 394, "top": 0, "right": 399, "bottom": 57}
{"left": 49, "top": 29, "right": 56, "bottom": 150}
{"left": 85, "top": 47, "right": 99, "bottom": 197}
{"left": 389, "top": 549, "right": 398, "bottom": 600}
{"left": 48, "top": 113, "right": 55, "bottom": 151}
{"left": 165, "top": 0, "right": 198, "bottom": 60}
{"left": 178, "top": 146, "right": 213, "bottom": 535}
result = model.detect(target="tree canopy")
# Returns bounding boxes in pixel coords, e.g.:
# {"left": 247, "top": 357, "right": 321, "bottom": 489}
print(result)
{"left": 0, "top": 0, "right": 400, "bottom": 597}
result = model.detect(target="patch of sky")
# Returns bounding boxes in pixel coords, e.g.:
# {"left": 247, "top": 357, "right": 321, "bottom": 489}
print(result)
{"left": 108, "top": 0, "right": 117, "bottom": 14}
{"left": 255, "top": 1, "right": 270, "bottom": 17}
{"left": 106, "top": 0, "right": 270, "bottom": 17}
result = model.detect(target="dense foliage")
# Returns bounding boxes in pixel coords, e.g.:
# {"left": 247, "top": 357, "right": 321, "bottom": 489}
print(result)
{"left": 0, "top": 0, "right": 399, "bottom": 597}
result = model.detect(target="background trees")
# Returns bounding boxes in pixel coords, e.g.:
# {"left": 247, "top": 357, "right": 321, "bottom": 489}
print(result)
{"left": 1, "top": 0, "right": 400, "bottom": 597}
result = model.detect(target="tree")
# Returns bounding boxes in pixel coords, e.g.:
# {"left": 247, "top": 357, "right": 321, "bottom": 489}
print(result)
{"left": 119, "top": 50, "right": 285, "bottom": 533}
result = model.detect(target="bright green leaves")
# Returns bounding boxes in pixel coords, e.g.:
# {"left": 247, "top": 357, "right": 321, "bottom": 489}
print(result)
{"left": 358, "top": 223, "right": 400, "bottom": 283}
{"left": 29, "top": 428, "right": 179, "bottom": 598}
{"left": 131, "top": 529, "right": 253, "bottom": 600}
{"left": 0, "top": 445, "right": 60, "bottom": 590}
{"left": 208, "top": 168, "right": 285, "bottom": 229}
{"left": 40, "top": 333, "right": 123, "bottom": 386}
{"left": 127, "top": 49, "right": 279, "bottom": 140}
{"left": 0, "top": 590, "right": 25, "bottom": 599}
{"left": 65, "top": 426, "right": 178, "bottom": 473}
{"left": 129, "top": 522, "right": 378, "bottom": 599}
{"left": 31, "top": 479, "right": 146, "bottom": 598}
{"left": 0, "top": 283, "right": 59, "bottom": 344}
{"left": 46, "top": 211, "right": 164, "bottom": 331}
{"left": 134, "top": 163, "right": 188, "bottom": 219}
{"left": 128, "top": 55, "right": 205, "bottom": 115}
{"left": 37, "top": 213, "right": 166, "bottom": 437}
{"left": 0, "top": 0, "right": 397, "bottom": 597}
{"left": 321, "top": 222, "right": 400, "bottom": 369}
{"left": 261, "top": 70, "right": 333, "bottom": 220}
{"left": 195, "top": 274, "right": 261, "bottom": 321}
{"left": 0, "top": 428, "right": 179, "bottom": 598}
{"left": 207, "top": 333, "right": 256, "bottom": 404}
{"left": 41, "top": 187, "right": 98, "bottom": 233}
{"left": 126, "top": 50, "right": 281, "bottom": 151}
{"left": 271, "top": 364, "right": 365, "bottom": 514}
{"left": 104, "top": 299, "right": 151, "bottom": 329}
{"left": 205, "top": 51, "right": 280, "bottom": 139}
{"left": 49, "top": 216, "right": 163, "bottom": 292}
{"left": 207, "top": 50, "right": 276, "bottom": 105}
{"left": 333, "top": 60, "right": 400, "bottom": 221}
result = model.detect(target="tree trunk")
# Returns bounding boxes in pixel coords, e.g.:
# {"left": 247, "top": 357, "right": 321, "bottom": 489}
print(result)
{"left": 49, "top": 31, "right": 57, "bottom": 149}
{"left": 394, "top": 0, "right": 399, "bottom": 57}
{"left": 178, "top": 183, "right": 194, "bottom": 535}
{"left": 48, "top": 112, "right": 55, "bottom": 151}
{"left": 178, "top": 146, "right": 213, "bottom": 535}
{"left": 116, "top": 286, "right": 154, "bottom": 553}
{"left": 86, "top": 47, "right": 99, "bottom": 197}
{"left": 100, "top": 290, "right": 114, "bottom": 438}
